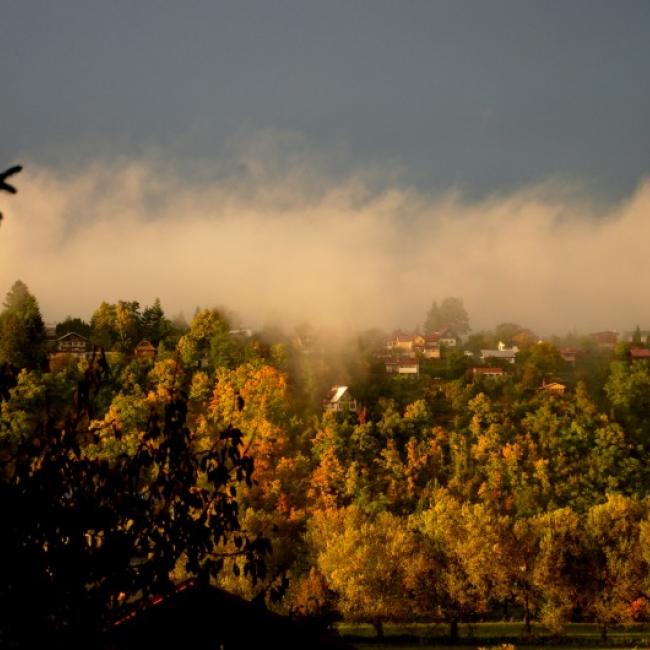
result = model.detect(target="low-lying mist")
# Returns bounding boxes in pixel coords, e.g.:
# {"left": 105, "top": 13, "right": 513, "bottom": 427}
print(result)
{"left": 1, "top": 146, "right": 648, "bottom": 335}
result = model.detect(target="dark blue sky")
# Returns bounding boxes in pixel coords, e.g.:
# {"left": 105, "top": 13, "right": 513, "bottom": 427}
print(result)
{"left": 2, "top": 0, "right": 650, "bottom": 198}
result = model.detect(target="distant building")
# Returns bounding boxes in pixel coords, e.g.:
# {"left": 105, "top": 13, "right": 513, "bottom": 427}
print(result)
{"left": 385, "top": 331, "right": 440, "bottom": 359}
{"left": 473, "top": 367, "right": 505, "bottom": 380}
{"left": 55, "top": 332, "right": 91, "bottom": 355}
{"left": 134, "top": 340, "right": 157, "bottom": 361}
{"left": 630, "top": 348, "right": 650, "bottom": 360}
{"left": 480, "top": 341, "right": 519, "bottom": 365}
{"left": 229, "top": 328, "right": 253, "bottom": 338}
{"left": 622, "top": 330, "right": 650, "bottom": 344}
{"left": 590, "top": 331, "right": 618, "bottom": 349}
{"left": 323, "top": 386, "right": 358, "bottom": 413}
{"left": 45, "top": 323, "right": 57, "bottom": 341}
{"left": 384, "top": 357, "right": 419, "bottom": 375}
{"left": 437, "top": 329, "right": 459, "bottom": 347}
{"left": 422, "top": 335, "right": 442, "bottom": 358}
{"left": 539, "top": 380, "right": 567, "bottom": 395}
{"left": 559, "top": 348, "right": 580, "bottom": 366}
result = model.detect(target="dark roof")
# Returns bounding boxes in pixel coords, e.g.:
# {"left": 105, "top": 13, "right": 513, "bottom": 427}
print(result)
{"left": 57, "top": 331, "right": 89, "bottom": 342}
{"left": 106, "top": 580, "right": 352, "bottom": 650}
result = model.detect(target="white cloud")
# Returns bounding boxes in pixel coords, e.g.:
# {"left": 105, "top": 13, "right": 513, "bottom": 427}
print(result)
{"left": 1, "top": 149, "right": 649, "bottom": 335}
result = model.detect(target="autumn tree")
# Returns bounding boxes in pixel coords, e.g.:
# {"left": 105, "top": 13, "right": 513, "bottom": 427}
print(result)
{"left": 309, "top": 506, "right": 416, "bottom": 637}
{"left": 581, "top": 494, "right": 648, "bottom": 640}
{"left": 530, "top": 507, "right": 583, "bottom": 633}
{"left": 413, "top": 492, "right": 506, "bottom": 640}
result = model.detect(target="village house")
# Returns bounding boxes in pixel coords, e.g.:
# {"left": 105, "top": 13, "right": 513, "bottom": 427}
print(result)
{"left": 630, "top": 348, "right": 650, "bottom": 360}
{"left": 539, "top": 380, "right": 567, "bottom": 395}
{"left": 385, "top": 331, "right": 441, "bottom": 359}
{"left": 437, "top": 329, "right": 459, "bottom": 347}
{"left": 622, "top": 330, "right": 650, "bottom": 344}
{"left": 54, "top": 332, "right": 92, "bottom": 356}
{"left": 589, "top": 331, "right": 618, "bottom": 349}
{"left": 386, "top": 331, "right": 420, "bottom": 358}
{"left": 559, "top": 348, "right": 580, "bottom": 366}
{"left": 472, "top": 367, "right": 505, "bottom": 380}
{"left": 323, "top": 385, "right": 358, "bottom": 413}
{"left": 134, "top": 339, "right": 157, "bottom": 361}
{"left": 384, "top": 357, "right": 419, "bottom": 376}
{"left": 422, "top": 334, "right": 442, "bottom": 358}
{"left": 480, "top": 341, "right": 519, "bottom": 365}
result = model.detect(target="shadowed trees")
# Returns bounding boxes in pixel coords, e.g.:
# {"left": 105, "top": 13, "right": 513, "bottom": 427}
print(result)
{"left": 0, "top": 354, "right": 270, "bottom": 648}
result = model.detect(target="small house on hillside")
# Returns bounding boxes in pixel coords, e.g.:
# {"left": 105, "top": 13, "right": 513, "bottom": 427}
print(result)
{"left": 55, "top": 332, "right": 91, "bottom": 355}
{"left": 590, "top": 331, "right": 618, "bottom": 349}
{"left": 323, "top": 386, "right": 358, "bottom": 413}
{"left": 386, "top": 331, "right": 440, "bottom": 359}
{"left": 480, "top": 341, "right": 519, "bottom": 365}
{"left": 539, "top": 380, "right": 567, "bottom": 395}
{"left": 134, "top": 340, "right": 157, "bottom": 361}
{"left": 436, "top": 329, "right": 459, "bottom": 347}
{"left": 422, "top": 334, "right": 441, "bottom": 358}
{"left": 559, "top": 348, "right": 580, "bottom": 366}
{"left": 386, "top": 331, "right": 420, "bottom": 358}
{"left": 473, "top": 367, "right": 505, "bottom": 380}
{"left": 623, "top": 330, "right": 650, "bottom": 344}
{"left": 384, "top": 357, "right": 419, "bottom": 376}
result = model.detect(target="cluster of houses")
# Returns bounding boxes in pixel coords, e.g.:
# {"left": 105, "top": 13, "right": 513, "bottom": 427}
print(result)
{"left": 48, "top": 332, "right": 157, "bottom": 364}
{"left": 323, "top": 328, "right": 650, "bottom": 415}
{"left": 380, "top": 329, "right": 457, "bottom": 376}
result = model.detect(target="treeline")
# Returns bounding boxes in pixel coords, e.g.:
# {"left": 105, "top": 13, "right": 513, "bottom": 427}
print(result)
{"left": 3, "top": 284, "right": 650, "bottom": 642}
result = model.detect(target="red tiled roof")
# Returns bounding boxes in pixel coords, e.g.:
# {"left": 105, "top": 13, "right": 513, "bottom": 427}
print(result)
{"left": 630, "top": 348, "right": 650, "bottom": 358}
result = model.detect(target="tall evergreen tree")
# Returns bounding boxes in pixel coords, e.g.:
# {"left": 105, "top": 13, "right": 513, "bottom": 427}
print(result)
{"left": 0, "top": 280, "right": 46, "bottom": 370}
{"left": 424, "top": 297, "right": 470, "bottom": 336}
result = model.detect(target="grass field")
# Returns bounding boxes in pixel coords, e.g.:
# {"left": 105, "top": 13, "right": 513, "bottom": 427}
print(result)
{"left": 336, "top": 622, "right": 650, "bottom": 649}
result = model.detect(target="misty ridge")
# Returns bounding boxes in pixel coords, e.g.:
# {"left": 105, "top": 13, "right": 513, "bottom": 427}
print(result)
{"left": 1, "top": 138, "right": 649, "bottom": 336}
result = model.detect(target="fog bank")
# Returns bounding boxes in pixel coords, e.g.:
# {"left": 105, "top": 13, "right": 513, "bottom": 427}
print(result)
{"left": 1, "top": 154, "right": 648, "bottom": 335}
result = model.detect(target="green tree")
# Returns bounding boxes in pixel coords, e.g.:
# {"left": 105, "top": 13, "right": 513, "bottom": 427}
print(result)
{"left": 55, "top": 316, "right": 91, "bottom": 338}
{"left": 141, "top": 297, "right": 172, "bottom": 346}
{"left": 424, "top": 297, "right": 470, "bottom": 336}
{"left": 0, "top": 280, "right": 46, "bottom": 370}
{"left": 494, "top": 322, "right": 523, "bottom": 346}
{"left": 518, "top": 342, "right": 564, "bottom": 388}
{"left": 178, "top": 309, "right": 239, "bottom": 370}
{"left": 605, "top": 361, "right": 650, "bottom": 435}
